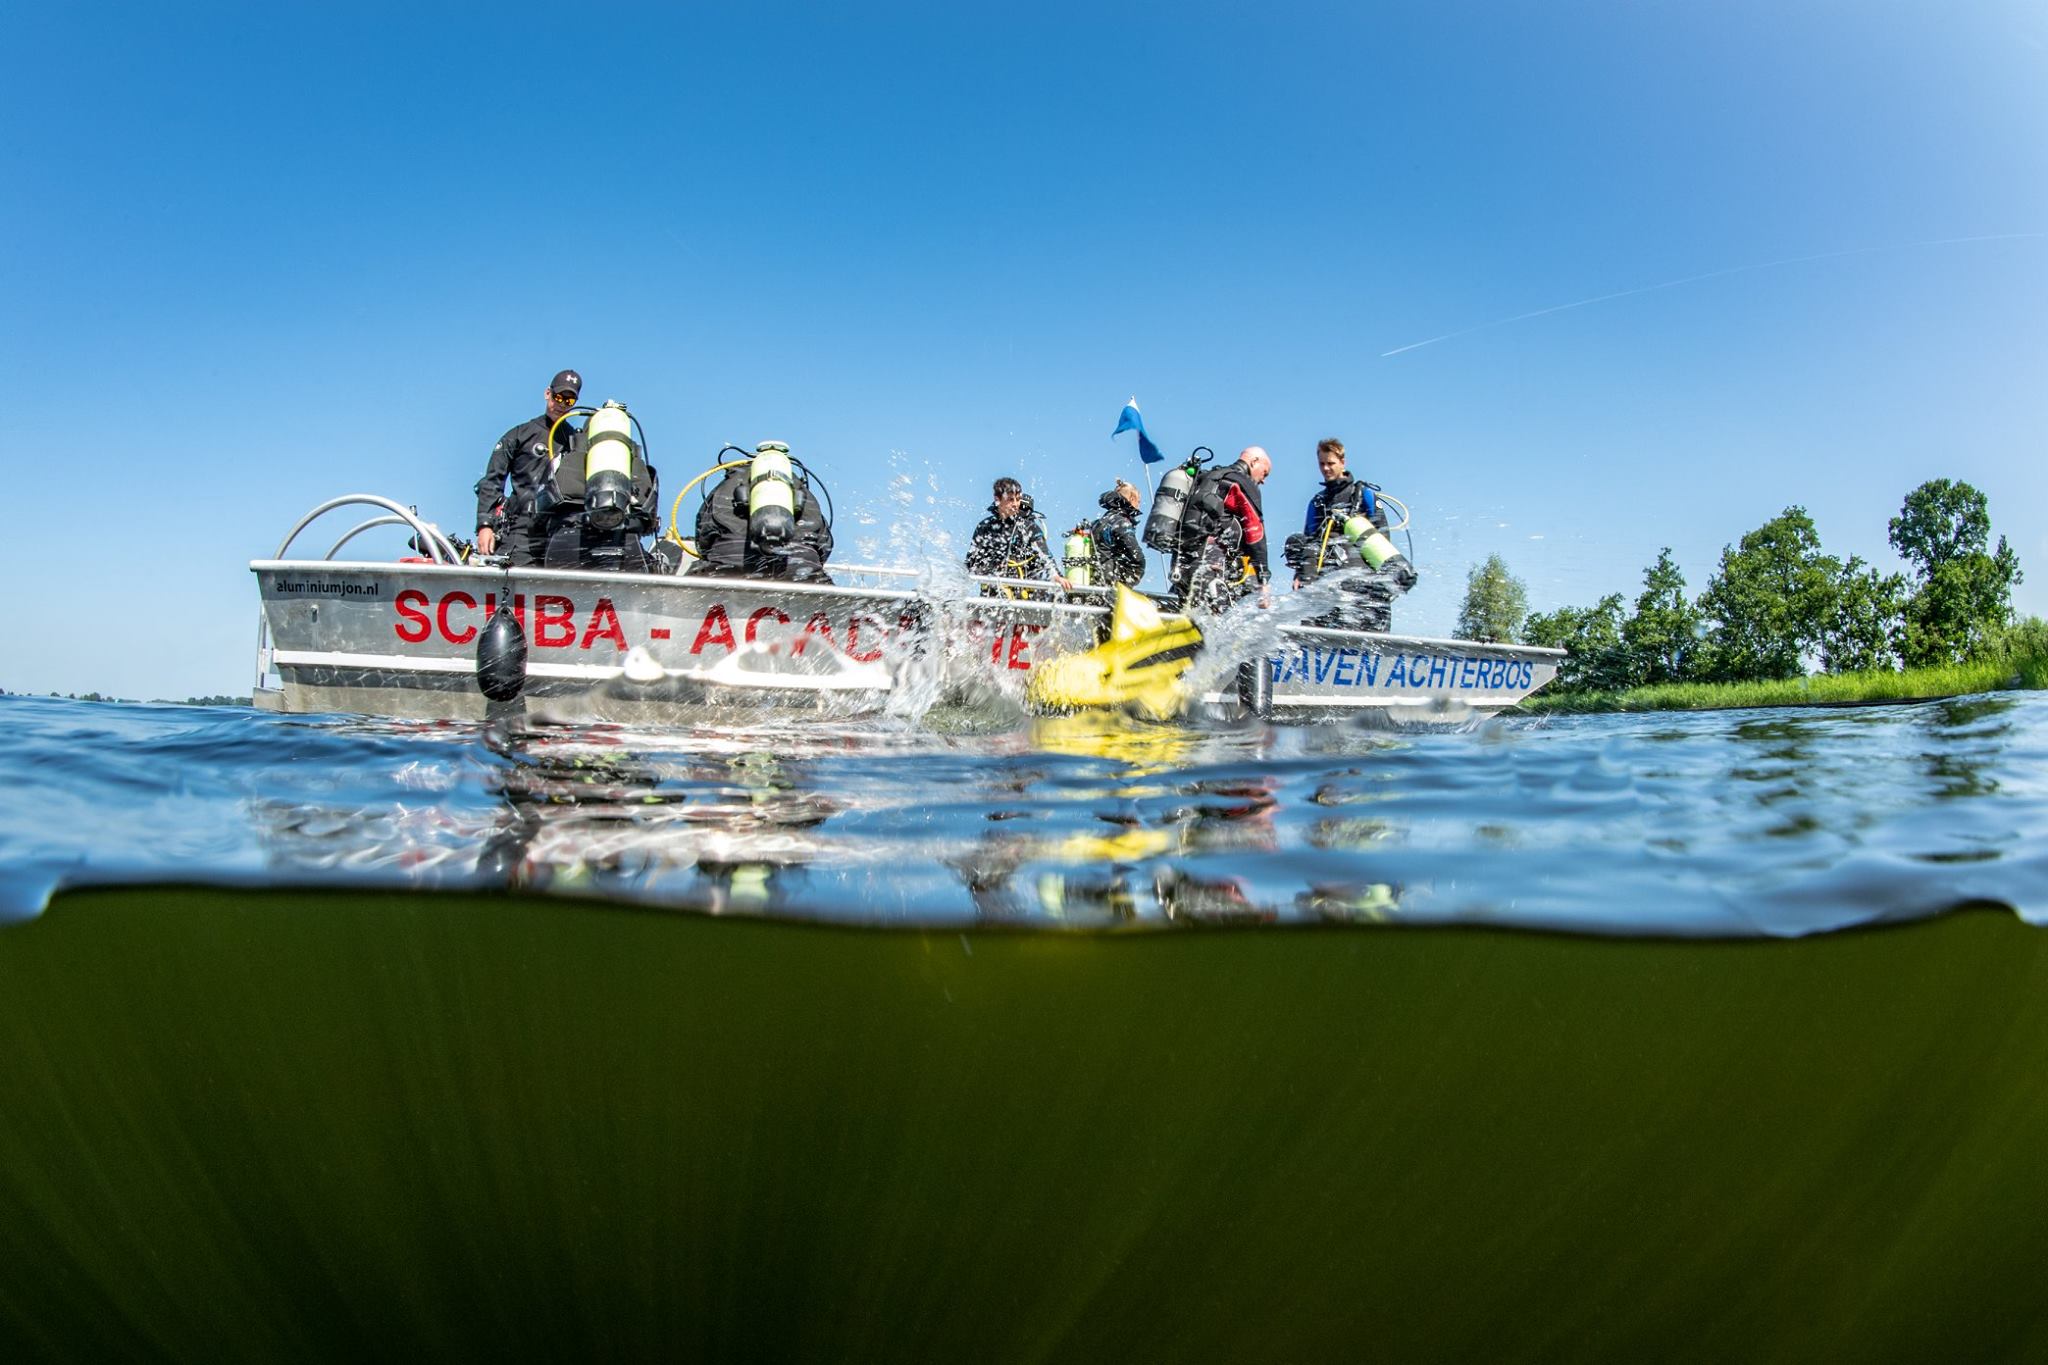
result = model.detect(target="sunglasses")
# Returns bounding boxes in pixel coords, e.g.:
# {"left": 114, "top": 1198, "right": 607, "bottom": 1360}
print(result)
{"left": 551, "top": 390, "right": 579, "bottom": 403}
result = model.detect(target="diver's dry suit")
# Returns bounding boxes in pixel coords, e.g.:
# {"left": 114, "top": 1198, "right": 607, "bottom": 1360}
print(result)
{"left": 1285, "top": 476, "right": 1417, "bottom": 632}
{"left": 966, "top": 500, "right": 1059, "bottom": 596}
{"left": 539, "top": 453, "right": 661, "bottom": 574}
{"left": 688, "top": 466, "right": 834, "bottom": 583}
{"left": 1087, "top": 492, "right": 1147, "bottom": 588}
{"left": 1171, "top": 461, "right": 1269, "bottom": 611}
{"left": 477, "top": 415, "right": 580, "bottom": 567}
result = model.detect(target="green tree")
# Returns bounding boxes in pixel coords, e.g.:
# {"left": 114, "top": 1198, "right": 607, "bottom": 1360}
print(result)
{"left": 1817, "top": 556, "right": 1905, "bottom": 673}
{"left": 1454, "top": 553, "right": 1529, "bottom": 643}
{"left": 1523, "top": 594, "right": 1629, "bottom": 692}
{"left": 1888, "top": 479, "right": 2023, "bottom": 666}
{"left": 1694, "top": 507, "right": 1841, "bottom": 681}
{"left": 1619, "top": 547, "right": 1700, "bottom": 685}
{"left": 1996, "top": 616, "right": 2048, "bottom": 661}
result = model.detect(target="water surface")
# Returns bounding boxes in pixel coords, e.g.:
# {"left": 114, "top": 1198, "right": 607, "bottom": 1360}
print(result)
{"left": 3, "top": 691, "right": 2041, "bottom": 936}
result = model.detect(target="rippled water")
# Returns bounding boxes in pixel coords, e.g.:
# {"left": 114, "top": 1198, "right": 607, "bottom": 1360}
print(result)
{"left": 1, "top": 691, "right": 2042, "bottom": 935}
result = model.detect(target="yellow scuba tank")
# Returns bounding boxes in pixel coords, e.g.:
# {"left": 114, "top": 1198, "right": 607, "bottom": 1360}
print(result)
{"left": 1063, "top": 526, "right": 1095, "bottom": 588}
{"left": 748, "top": 441, "right": 798, "bottom": 546}
{"left": 582, "top": 401, "right": 637, "bottom": 532}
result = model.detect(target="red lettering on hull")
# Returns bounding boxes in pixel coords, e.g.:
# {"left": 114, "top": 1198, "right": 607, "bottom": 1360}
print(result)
{"left": 437, "top": 590, "right": 478, "bottom": 645}
{"left": 395, "top": 590, "right": 431, "bottom": 643}
{"left": 691, "top": 605, "right": 737, "bottom": 654}
{"left": 795, "top": 614, "right": 837, "bottom": 656}
{"left": 580, "top": 597, "right": 628, "bottom": 651}
{"left": 746, "top": 606, "right": 790, "bottom": 645}
{"left": 533, "top": 595, "right": 576, "bottom": 648}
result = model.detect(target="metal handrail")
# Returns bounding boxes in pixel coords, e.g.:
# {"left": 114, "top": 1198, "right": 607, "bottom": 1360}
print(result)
{"left": 256, "top": 495, "right": 465, "bottom": 694}
{"left": 273, "top": 494, "right": 460, "bottom": 564}
{"left": 324, "top": 515, "right": 414, "bottom": 561}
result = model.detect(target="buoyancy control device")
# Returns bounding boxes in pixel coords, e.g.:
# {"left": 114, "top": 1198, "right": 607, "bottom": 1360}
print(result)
{"left": 1142, "top": 447, "right": 1212, "bottom": 552}
{"left": 582, "top": 401, "right": 638, "bottom": 532}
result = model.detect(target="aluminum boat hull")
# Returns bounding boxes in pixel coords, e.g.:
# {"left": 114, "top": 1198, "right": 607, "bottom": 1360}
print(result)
{"left": 251, "top": 559, "right": 1562, "bottom": 724}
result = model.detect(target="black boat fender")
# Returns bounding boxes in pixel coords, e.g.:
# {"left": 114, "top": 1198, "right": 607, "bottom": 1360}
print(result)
{"left": 477, "top": 603, "right": 528, "bottom": 702}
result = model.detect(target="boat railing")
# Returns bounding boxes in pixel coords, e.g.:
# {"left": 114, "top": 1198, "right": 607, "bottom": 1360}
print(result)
{"left": 274, "top": 495, "right": 462, "bottom": 564}
{"left": 256, "top": 495, "right": 466, "bottom": 694}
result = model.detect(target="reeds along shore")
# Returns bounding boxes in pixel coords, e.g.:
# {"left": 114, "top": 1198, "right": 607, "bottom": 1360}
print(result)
{"left": 1518, "top": 651, "right": 2048, "bottom": 715}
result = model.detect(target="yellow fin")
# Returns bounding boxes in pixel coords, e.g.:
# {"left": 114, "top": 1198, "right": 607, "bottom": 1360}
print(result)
{"left": 1026, "top": 587, "right": 1204, "bottom": 714}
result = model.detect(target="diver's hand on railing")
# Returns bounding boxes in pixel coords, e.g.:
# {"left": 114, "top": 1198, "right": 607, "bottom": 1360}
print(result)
{"left": 476, "top": 527, "right": 497, "bottom": 556}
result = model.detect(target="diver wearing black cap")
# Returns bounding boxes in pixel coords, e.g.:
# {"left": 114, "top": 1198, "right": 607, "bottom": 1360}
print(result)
{"left": 475, "top": 368, "right": 583, "bottom": 567}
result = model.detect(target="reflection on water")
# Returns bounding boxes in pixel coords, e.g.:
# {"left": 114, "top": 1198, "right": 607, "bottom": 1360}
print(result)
{"left": 0, "top": 692, "right": 2044, "bottom": 935}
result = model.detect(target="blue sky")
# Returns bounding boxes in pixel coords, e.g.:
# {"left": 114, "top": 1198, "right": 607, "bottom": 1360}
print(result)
{"left": 4, "top": 1, "right": 2043, "bottom": 699}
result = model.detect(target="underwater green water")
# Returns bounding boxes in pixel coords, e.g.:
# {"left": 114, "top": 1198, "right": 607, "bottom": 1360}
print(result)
{"left": 5, "top": 888, "right": 2048, "bottom": 1361}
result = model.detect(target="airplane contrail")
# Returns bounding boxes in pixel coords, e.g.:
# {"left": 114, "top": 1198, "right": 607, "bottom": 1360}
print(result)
{"left": 1379, "top": 233, "right": 2048, "bottom": 358}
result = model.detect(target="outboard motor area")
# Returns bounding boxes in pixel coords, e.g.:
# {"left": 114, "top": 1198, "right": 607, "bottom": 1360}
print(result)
{"left": 583, "top": 401, "right": 638, "bottom": 533}
{"left": 749, "top": 441, "right": 797, "bottom": 546}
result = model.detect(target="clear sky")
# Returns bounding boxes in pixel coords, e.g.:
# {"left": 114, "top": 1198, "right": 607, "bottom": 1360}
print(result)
{"left": 4, "top": 1, "right": 2043, "bottom": 699}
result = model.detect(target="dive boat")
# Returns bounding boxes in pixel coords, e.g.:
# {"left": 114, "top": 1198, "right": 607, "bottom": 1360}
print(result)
{"left": 251, "top": 495, "right": 1564, "bottom": 724}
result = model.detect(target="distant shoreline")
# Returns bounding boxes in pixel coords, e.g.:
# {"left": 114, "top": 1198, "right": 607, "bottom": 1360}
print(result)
{"left": 1519, "top": 652, "right": 2048, "bottom": 715}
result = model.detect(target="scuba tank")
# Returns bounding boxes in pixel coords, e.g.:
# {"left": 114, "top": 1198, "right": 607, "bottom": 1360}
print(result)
{"left": 748, "top": 441, "right": 798, "bottom": 546}
{"left": 582, "top": 401, "right": 637, "bottom": 532}
{"left": 1341, "top": 512, "right": 1408, "bottom": 573}
{"left": 1063, "top": 526, "right": 1095, "bottom": 588}
{"left": 1142, "top": 447, "right": 1212, "bottom": 552}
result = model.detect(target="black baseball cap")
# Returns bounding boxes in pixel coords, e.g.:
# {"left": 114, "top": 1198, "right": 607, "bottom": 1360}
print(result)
{"left": 550, "top": 369, "right": 582, "bottom": 396}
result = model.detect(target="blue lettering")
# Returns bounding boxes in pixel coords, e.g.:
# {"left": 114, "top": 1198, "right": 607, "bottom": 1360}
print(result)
{"left": 1386, "top": 654, "right": 1409, "bottom": 687}
{"left": 1427, "top": 656, "right": 1448, "bottom": 687}
{"left": 1457, "top": 658, "right": 1476, "bottom": 689}
{"left": 1313, "top": 649, "right": 1337, "bottom": 685}
{"left": 1358, "top": 651, "right": 1380, "bottom": 686}
{"left": 1333, "top": 651, "right": 1357, "bottom": 687}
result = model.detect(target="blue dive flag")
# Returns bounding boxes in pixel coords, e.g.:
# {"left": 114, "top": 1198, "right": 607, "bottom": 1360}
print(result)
{"left": 1112, "top": 397, "right": 1164, "bottom": 464}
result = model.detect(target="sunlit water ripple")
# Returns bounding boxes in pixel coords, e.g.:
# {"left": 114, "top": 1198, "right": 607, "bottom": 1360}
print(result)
{"left": 1, "top": 692, "right": 2042, "bottom": 936}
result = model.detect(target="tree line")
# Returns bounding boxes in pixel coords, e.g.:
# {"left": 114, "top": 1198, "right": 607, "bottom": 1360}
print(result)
{"left": 1452, "top": 479, "right": 2032, "bottom": 692}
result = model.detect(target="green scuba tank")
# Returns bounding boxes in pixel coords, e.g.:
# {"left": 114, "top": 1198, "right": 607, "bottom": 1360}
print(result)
{"left": 1064, "top": 526, "right": 1095, "bottom": 588}
{"left": 1342, "top": 513, "right": 1405, "bottom": 571}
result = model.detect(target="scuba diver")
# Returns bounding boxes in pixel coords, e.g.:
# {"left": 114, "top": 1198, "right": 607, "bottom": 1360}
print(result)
{"left": 1063, "top": 480, "right": 1146, "bottom": 591}
{"left": 476, "top": 368, "right": 583, "bottom": 566}
{"left": 966, "top": 477, "right": 1068, "bottom": 596}
{"left": 1168, "top": 446, "right": 1271, "bottom": 612}
{"left": 1282, "top": 437, "right": 1417, "bottom": 632}
{"left": 687, "top": 442, "right": 834, "bottom": 583}
{"left": 538, "top": 400, "right": 661, "bottom": 573}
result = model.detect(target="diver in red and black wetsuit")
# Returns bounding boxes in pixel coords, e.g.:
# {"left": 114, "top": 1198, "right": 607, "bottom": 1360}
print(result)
{"left": 1171, "top": 446, "right": 1272, "bottom": 611}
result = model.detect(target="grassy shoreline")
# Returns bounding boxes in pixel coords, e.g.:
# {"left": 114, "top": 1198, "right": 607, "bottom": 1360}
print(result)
{"left": 1519, "top": 651, "right": 2048, "bottom": 715}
